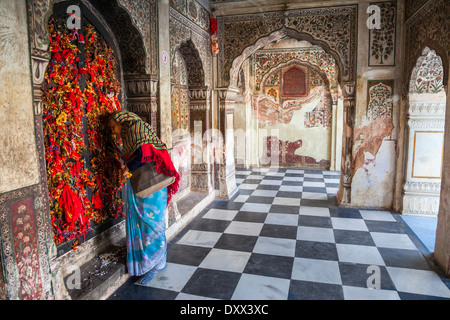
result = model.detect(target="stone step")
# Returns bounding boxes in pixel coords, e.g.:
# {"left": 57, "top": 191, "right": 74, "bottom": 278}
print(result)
{"left": 63, "top": 244, "right": 129, "bottom": 300}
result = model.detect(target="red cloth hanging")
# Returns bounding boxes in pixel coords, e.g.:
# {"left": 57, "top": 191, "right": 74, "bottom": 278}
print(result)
{"left": 60, "top": 183, "right": 85, "bottom": 231}
{"left": 141, "top": 143, "right": 180, "bottom": 204}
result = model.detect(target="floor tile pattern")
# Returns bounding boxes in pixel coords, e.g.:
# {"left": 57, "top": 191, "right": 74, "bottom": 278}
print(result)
{"left": 109, "top": 168, "right": 450, "bottom": 300}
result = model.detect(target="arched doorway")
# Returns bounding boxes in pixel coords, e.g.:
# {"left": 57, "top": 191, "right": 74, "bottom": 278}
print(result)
{"left": 402, "top": 47, "right": 446, "bottom": 217}
{"left": 216, "top": 25, "right": 355, "bottom": 203}
{"left": 233, "top": 39, "right": 341, "bottom": 172}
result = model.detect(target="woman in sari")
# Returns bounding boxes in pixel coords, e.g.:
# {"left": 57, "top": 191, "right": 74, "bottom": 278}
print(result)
{"left": 108, "top": 110, "right": 179, "bottom": 284}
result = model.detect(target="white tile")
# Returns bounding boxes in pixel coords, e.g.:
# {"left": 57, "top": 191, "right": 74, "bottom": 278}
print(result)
{"left": 147, "top": 263, "right": 197, "bottom": 291}
{"left": 265, "top": 213, "right": 299, "bottom": 226}
{"left": 176, "top": 293, "right": 218, "bottom": 300}
{"left": 304, "top": 173, "right": 323, "bottom": 179}
{"left": 343, "top": 286, "right": 400, "bottom": 300}
{"left": 324, "top": 178, "right": 340, "bottom": 184}
{"left": 235, "top": 178, "right": 245, "bottom": 184}
{"left": 273, "top": 197, "right": 301, "bottom": 206}
{"left": 233, "top": 195, "right": 249, "bottom": 203}
{"left": 387, "top": 267, "right": 450, "bottom": 298}
{"left": 301, "top": 192, "right": 328, "bottom": 200}
{"left": 370, "top": 232, "right": 417, "bottom": 250}
{"left": 199, "top": 249, "right": 251, "bottom": 273}
{"left": 331, "top": 217, "right": 368, "bottom": 231}
{"left": 240, "top": 202, "right": 271, "bottom": 213}
{"left": 232, "top": 274, "right": 290, "bottom": 300}
{"left": 283, "top": 176, "right": 304, "bottom": 182}
{"left": 260, "top": 179, "right": 283, "bottom": 185}
{"left": 286, "top": 169, "right": 304, "bottom": 174}
{"left": 253, "top": 237, "right": 296, "bottom": 257}
{"left": 251, "top": 189, "right": 278, "bottom": 197}
{"left": 326, "top": 187, "right": 339, "bottom": 194}
{"left": 236, "top": 170, "right": 252, "bottom": 175}
{"left": 336, "top": 244, "right": 385, "bottom": 266}
{"left": 177, "top": 230, "right": 222, "bottom": 248}
{"left": 299, "top": 206, "right": 330, "bottom": 217}
{"left": 239, "top": 183, "right": 259, "bottom": 190}
{"left": 360, "top": 210, "right": 396, "bottom": 222}
{"left": 224, "top": 221, "right": 263, "bottom": 236}
{"left": 265, "top": 172, "right": 285, "bottom": 177}
{"left": 303, "top": 181, "right": 326, "bottom": 188}
{"left": 292, "top": 257, "right": 342, "bottom": 285}
{"left": 253, "top": 168, "right": 270, "bottom": 173}
{"left": 297, "top": 226, "right": 335, "bottom": 243}
{"left": 279, "top": 185, "right": 303, "bottom": 192}
{"left": 246, "top": 174, "right": 264, "bottom": 180}
{"left": 324, "top": 171, "right": 340, "bottom": 176}
{"left": 203, "top": 208, "right": 238, "bottom": 221}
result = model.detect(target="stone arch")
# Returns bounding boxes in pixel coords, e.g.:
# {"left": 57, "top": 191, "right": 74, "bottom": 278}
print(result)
{"left": 227, "top": 27, "right": 347, "bottom": 92}
{"left": 219, "top": 27, "right": 354, "bottom": 203}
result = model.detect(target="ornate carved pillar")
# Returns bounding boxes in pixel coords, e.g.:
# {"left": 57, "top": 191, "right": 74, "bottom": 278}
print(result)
{"left": 337, "top": 82, "right": 355, "bottom": 206}
{"left": 124, "top": 75, "right": 159, "bottom": 134}
{"left": 189, "top": 86, "right": 213, "bottom": 193}
{"left": 215, "top": 88, "right": 238, "bottom": 199}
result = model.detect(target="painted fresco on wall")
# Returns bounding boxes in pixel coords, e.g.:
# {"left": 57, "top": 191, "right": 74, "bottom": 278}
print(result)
{"left": 409, "top": 47, "right": 445, "bottom": 94}
{"left": 252, "top": 53, "right": 333, "bottom": 169}
{"left": 369, "top": 1, "right": 397, "bottom": 66}
{"left": 366, "top": 80, "right": 394, "bottom": 122}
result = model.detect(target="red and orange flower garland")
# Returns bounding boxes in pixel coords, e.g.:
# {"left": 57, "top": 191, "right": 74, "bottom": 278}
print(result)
{"left": 43, "top": 20, "right": 125, "bottom": 246}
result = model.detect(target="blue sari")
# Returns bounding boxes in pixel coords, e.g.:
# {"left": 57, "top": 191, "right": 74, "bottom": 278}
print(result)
{"left": 125, "top": 181, "right": 168, "bottom": 283}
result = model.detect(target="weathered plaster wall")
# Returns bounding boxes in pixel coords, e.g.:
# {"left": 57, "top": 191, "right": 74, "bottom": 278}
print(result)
{"left": 0, "top": 0, "right": 40, "bottom": 193}
{"left": 350, "top": 1, "right": 402, "bottom": 209}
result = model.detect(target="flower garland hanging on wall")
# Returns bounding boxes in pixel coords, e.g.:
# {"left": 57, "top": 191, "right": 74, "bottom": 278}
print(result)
{"left": 42, "top": 19, "right": 125, "bottom": 245}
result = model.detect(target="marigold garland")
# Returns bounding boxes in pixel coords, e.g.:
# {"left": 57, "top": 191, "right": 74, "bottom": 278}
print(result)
{"left": 43, "top": 19, "right": 126, "bottom": 246}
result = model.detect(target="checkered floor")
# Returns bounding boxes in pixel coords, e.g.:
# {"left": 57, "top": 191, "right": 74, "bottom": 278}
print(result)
{"left": 109, "top": 167, "right": 450, "bottom": 300}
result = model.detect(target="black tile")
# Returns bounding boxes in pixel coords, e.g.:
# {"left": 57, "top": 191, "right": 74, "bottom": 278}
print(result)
{"left": 234, "top": 211, "right": 268, "bottom": 223}
{"left": 262, "top": 176, "right": 284, "bottom": 180}
{"left": 270, "top": 204, "right": 299, "bottom": 214}
{"left": 189, "top": 217, "right": 231, "bottom": 233}
{"left": 333, "top": 229, "right": 375, "bottom": 246}
{"left": 366, "top": 220, "right": 406, "bottom": 234}
{"left": 214, "top": 233, "right": 258, "bottom": 252}
{"left": 378, "top": 247, "right": 431, "bottom": 270}
{"left": 295, "top": 240, "right": 338, "bottom": 260}
{"left": 244, "top": 253, "right": 294, "bottom": 279}
{"left": 246, "top": 196, "right": 275, "bottom": 204}
{"left": 329, "top": 207, "right": 362, "bottom": 219}
{"left": 167, "top": 244, "right": 211, "bottom": 267}
{"left": 256, "top": 184, "right": 280, "bottom": 190}
{"left": 281, "top": 180, "right": 302, "bottom": 186}
{"left": 181, "top": 268, "right": 241, "bottom": 300}
{"left": 208, "top": 200, "right": 243, "bottom": 211}
{"left": 338, "top": 262, "right": 395, "bottom": 290}
{"left": 298, "top": 215, "right": 332, "bottom": 228}
{"left": 285, "top": 173, "right": 304, "bottom": 177}
{"left": 397, "top": 292, "right": 450, "bottom": 300}
{"left": 304, "top": 177, "right": 324, "bottom": 182}
{"left": 260, "top": 224, "right": 297, "bottom": 239}
{"left": 108, "top": 278, "right": 178, "bottom": 300}
{"left": 288, "top": 280, "right": 344, "bottom": 300}
{"left": 302, "top": 187, "right": 327, "bottom": 193}
{"left": 300, "top": 199, "right": 336, "bottom": 208}
{"left": 276, "top": 191, "right": 302, "bottom": 198}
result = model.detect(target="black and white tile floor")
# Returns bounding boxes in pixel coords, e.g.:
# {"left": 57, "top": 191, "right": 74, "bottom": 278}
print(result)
{"left": 109, "top": 167, "right": 450, "bottom": 300}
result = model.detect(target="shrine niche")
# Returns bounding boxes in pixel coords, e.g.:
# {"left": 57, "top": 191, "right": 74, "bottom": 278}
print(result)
{"left": 282, "top": 66, "right": 308, "bottom": 97}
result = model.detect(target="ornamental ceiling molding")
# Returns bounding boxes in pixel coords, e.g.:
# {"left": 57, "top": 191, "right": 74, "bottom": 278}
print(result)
{"left": 217, "top": 5, "right": 357, "bottom": 89}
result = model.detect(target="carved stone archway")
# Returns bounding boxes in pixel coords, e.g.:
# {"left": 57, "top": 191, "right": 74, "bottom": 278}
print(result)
{"left": 215, "top": 13, "right": 357, "bottom": 202}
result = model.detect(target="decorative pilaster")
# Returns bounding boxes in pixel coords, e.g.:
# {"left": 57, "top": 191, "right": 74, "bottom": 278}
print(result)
{"left": 215, "top": 88, "right": 238, "bottom": 199}
{"left": 337, "top": 82, "right": 355, "bottom": 205}
{"left": 189, "top": 86, "right": 213, "bottom": 193}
